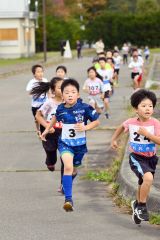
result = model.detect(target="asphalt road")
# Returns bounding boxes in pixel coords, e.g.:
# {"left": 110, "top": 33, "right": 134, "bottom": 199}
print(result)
{"left": 0, "top": 56, "right": 159, "bottom": 240}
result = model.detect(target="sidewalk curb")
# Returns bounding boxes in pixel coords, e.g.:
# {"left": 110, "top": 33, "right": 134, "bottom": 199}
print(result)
{"left": 117, "top": 146, "right": 160, "bottom": 213}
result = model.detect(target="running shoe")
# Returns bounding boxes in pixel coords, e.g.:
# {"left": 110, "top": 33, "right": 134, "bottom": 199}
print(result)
{"left": 47, "top": 165, "right": 55, "bottom": 172}
{"left": 131, "top": 200, "right": 141, "bottom": 224}
{"left": 105, "top": 113, "right": 109, "bottom": 119}
{"left": 63, "top": 200, "right": 74, "bottom": 212}
{"left": 135, "top": 205, "right": 149, "bottom": 221}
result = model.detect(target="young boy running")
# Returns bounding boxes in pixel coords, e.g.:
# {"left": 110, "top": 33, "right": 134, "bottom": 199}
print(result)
{"left": 41, "top": 79, "right": 100, "bottom": 212}
{"left": 26, "top": 64, "right": 48, "bottom": 136}
{"left": 113, "top": 50, "right": 122, "bottom": 86}
{"left": 111, "top": 89, "right": 160, "bottom": 224}
{"left": 96, "top": 57, "right": 112, "bottom": 118}
{"left": 56, "top": 65, "right": 68, "bottom": 80}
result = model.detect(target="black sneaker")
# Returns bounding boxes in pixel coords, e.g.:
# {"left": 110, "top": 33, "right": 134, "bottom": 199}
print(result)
{"left": 131, "top": 200, "right": 141, "bottom": 224}
{"left": 135, "top": 205, "right": 149, "bottom": 221}
{"left": 63, "top": 200, "right": 74, "bottom": 212}
{"left": 105, "top": 113, "right": 109, "bottom": 119}
{"left": 47, "top": 165, "right": 55, "bottom": 172}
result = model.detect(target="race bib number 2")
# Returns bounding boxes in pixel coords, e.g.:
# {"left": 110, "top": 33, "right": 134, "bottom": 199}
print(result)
{"left": 129, "top": 124, "right": 155, "bottom": 152}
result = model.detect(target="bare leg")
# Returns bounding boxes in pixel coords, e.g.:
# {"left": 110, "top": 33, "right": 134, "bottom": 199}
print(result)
{"left": 133, "top": 76, "right": 139, "bottom": 89}
{"left": 136, "top": 185, "right": 141, "bottom": 202}
{"left": 35, "top": 119, "right": 41, "bottom": 138}
{"left": 104, "top": 98, "right": 109, "bottom": 113}
{"left": 139, "top": 172, "right": 153, "bottom": 203}
{"left": 114, "top": 72, "right": 118, "bottom": 85}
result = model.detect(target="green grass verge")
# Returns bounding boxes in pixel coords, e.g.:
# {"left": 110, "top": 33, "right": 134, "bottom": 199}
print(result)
{"left": 150, "top": 48, "right": 160, "bottom": 54}
{"left": 0, "top": 51, "right": 66, "bottom": 66}
{"left": 85, "top": 170, "right": 113, "bottom": 182}
{"left": 149, "top": 84, "right": 160, "bottom": 90}
{"left": 85, "top": 156, "right": 123, "bottom": 184}
{"left": 108, "top": 183, "right": 131, "bottom": 213}
{"left": 149, "top": 213, "right": 160, "bottom": 225}
{"left": 84, "top": 133, "right": 127, "bottom": 184}
{"left": 0, "top": 48, "right": 94, "bottom": 66}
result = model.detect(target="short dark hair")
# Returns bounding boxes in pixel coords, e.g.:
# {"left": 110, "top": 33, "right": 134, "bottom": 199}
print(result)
{"left": 106, "top": 49, "right": 113, "bottom": 53}
{"left": 61, "top": 78, "right": 80, "bottom": 93}
{"left": 131, "top": 89, "right": 157, "bottom": 108}
{"left": 56, "top": 65, "right": 67, "bottom": 74}
{"left": 98, "top": 57, "right": 106, "bottom": 62}
{"left": 31, "top": 64, "right": 43, "bottom": 74}
{"left": 97, "top": 51, "right": 106, "bottom": 56}
{"left": 106, "top": 57, "right": 114, "bottom": 64}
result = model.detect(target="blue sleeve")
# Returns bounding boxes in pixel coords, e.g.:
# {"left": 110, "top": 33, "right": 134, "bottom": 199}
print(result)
{"left": 85, "top": 105, "right": 99, "bottom": 122}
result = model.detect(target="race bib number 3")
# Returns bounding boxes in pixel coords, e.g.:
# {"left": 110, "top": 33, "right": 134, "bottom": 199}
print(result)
{"left": 129, "top": 124, "right": 155, "bottom": 152}
{"left": 62, "top": 124, "right": 86, "bottom": 146}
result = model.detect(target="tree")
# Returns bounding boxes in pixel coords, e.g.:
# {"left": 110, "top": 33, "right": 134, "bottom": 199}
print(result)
{"left": 136, "top": 0, "right": 160, "bottom": 14}
{"left": 106, "top": 0, "right": 137, "bottom": 13}
{"left": 80, "top": 0, "right": 107, "bottom": 20}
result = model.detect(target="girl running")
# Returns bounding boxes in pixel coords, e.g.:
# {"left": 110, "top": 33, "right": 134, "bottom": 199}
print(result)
{"left": 31, "top": 77, "right": 64, "bottom": 191}
{"left": 128, "top": 54, "right": 144, "bottom": 90}
{"left": 55, "top": 65, "right": 68, "bottom": 192}
{"left": 26, "top": 64, "right": 48, "bottom": 137}
{"left": 83, "top": 66, "right": 104, "bottom": 114}
{"left": 113, "top": 50, "right": 122, "bottom": 86}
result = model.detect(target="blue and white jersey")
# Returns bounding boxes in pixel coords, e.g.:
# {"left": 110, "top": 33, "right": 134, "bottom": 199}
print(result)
{"left": 113, "top": 55, "right": 122, "bottom": 69}
{"left": 56, "top": 99, "right": 99, "bottom": 147}
{"left": 32, "top": 94, "right": 47, "bottom": 108}
{"left": 26, "top": 77, "right": 48, "bottom": 108}
{"left": 97, "top": 69, "right": 112, "bottom": 92}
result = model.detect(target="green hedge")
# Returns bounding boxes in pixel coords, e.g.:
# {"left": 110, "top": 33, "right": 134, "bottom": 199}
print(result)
{"left": 35, "top": 12, "right": 160, "bottom": 51}
{"left": 85, "top": 11, "right": 160, "bottom": 48}
{"left": 35, "top": 16, "right": 84, "bottom": 52}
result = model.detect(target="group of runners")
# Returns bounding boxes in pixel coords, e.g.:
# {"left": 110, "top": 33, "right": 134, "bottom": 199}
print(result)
{"left": 84, "top": 45, "right": 148, "bottom": 119}
{"left": 25, "top": 44, "right": 160, "bottom": 228}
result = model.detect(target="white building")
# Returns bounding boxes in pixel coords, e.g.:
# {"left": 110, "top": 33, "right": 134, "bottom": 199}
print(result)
{"left": 0, "top": 0, "right": 38, "bottom": 58}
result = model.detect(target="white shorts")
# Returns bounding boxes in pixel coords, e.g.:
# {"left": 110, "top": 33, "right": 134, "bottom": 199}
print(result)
{"left": 88, "top": 95, "right": 104, "bottom": 108}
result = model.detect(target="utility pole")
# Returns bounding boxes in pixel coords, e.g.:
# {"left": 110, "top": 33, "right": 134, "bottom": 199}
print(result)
{"left": 26, "top": 0, "right": 31, "bottom": 58}
{"left": 35, "top": 1, "right": 39, "bottom": 29}
{"left": 42, "top": 0, "right": 47, "bottom": 62}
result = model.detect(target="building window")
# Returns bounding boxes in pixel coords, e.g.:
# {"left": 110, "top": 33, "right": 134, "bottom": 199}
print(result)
{"left": 0, "top": 28, "right": 18, "bottom": 40}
